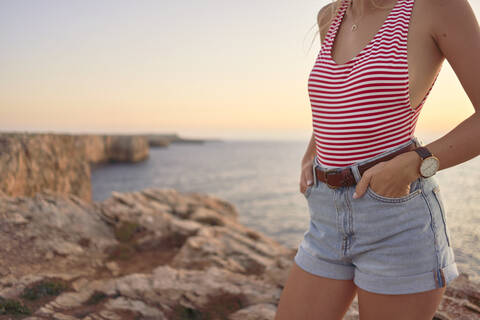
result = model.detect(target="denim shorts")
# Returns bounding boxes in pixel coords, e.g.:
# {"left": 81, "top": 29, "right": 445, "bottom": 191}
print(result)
{"left": 294, "top": 136, "right": 460, "bottom": 294}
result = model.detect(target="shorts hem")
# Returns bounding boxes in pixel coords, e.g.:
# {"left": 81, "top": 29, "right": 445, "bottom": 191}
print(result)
{"left": 353, "top": 262, "right": 460, "bottom": 295}
{"left": 294, "top": 245, "right": 354, "bottom": 280}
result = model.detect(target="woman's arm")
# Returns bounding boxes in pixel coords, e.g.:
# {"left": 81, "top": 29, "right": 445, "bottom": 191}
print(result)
{"left": 300, "top": 132, "right": 316, "bottom": 193}
{"left": 302, "top": 132, "right": 316, "bottom": 165}
{"left": 401, "top": 0, "right": 480, "bottom": 177}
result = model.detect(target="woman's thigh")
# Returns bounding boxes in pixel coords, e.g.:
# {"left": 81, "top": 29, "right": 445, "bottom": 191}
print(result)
{"left": 275, "top": 262, "right": 358, "bottom": 320}
{"left": 357, "top": 286, "right": 446, "bottom": 320}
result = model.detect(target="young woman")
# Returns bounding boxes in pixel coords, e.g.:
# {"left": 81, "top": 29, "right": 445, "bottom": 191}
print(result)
{"left": 275, "top": 0, "right": 480, "bottom": 319}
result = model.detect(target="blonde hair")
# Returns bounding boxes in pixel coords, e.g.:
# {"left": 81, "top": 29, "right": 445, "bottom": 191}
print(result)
{"left": 306, "top": 0, "right": 396, "bottom": 54}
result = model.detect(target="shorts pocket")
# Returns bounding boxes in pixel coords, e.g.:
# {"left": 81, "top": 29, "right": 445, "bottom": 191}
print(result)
{"left": 432, "top": 185, "right": 451, "bottom": 247}
{"left": 366, "top": 179, "right": 423, "bottom": 203}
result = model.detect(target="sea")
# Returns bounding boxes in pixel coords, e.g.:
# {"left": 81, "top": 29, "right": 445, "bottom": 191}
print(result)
{"left": 91, "top": 134, "right": 480, "bottom": 284}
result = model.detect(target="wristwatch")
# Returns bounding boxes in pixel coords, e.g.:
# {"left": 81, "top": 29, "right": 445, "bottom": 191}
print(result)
{"left": 413, "top": 146, "right": 440, "bottom": 178}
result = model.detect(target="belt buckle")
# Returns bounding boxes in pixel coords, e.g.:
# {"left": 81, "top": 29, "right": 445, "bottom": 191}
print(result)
{"left": 324, "top": 168, "right": 341, "bottom": 189}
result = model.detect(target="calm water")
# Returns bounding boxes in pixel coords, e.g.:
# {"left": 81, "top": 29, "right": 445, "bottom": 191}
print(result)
{"left": 91, "top": 135, "right": 480, "bottom": 284}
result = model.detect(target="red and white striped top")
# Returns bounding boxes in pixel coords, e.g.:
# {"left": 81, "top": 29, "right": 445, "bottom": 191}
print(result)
{"left": 309, "top": 0, "right": 440, "bottom": 168}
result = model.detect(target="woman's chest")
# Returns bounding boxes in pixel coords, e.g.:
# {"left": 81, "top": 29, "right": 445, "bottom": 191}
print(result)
{"left": 311, "top": 0, "right": 444, "bottom": 112}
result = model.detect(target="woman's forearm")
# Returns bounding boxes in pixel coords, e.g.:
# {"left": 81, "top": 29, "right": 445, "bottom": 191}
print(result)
{"left": 397, "top": 111, "right": 480, "bottom": 180}
{"left": 424, "top": 112, "right": 480, "bottom": 170}
{"left": 302, "top": 132, "right": 316, "bottom": 164}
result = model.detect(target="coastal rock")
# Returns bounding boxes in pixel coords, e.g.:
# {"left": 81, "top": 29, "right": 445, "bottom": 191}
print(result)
{"left": 145, "top": 133, "right": 206, "bottom": 145}
{"left": 0, "top": 133, "right": 91, "bottom": 200}
{"left": 144, "top": 134, "right": 171, "bottom": 147}
{"left": 0, "top": 192, "right": 116, "bottom": 279}
{"left": 75, "top": 134, "right": 149, "bottom": 164}
{"left": 103, "top": 135, "right": 149, "bottom": 163}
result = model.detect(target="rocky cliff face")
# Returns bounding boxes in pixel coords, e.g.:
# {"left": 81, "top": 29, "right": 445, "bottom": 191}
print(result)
{"left": 0, "top": 133, "right": 91, "bottom": 201}
{"left": 78, "top": 134, "right": 149, "bottom": 164}
{"left": 0, "top": 188, "right": 479, "bottom": 320}
{"left": 0, "top": 133, "right": 149, "bottom": 202}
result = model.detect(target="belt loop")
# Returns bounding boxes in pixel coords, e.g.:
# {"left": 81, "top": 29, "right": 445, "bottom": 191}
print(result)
{"left": 312, "top": 156, "right": 318, "bottom": 187}
{"left": 350, "top": 163, "right": 362, "bottom": 184}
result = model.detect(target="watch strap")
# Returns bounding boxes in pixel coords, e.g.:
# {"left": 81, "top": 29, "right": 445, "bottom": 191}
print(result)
{"left": 413, "top": 146, "right": 432, "bottom": 160}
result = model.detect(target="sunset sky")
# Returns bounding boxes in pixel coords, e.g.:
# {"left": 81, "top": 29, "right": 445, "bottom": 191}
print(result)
{"left": 1, "top": 0, "right": 478, "bottom": 141}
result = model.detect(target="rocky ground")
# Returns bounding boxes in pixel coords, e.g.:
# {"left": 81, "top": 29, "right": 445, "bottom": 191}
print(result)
{"left": 0, "top": 188, "right": 292, "bottom": 319}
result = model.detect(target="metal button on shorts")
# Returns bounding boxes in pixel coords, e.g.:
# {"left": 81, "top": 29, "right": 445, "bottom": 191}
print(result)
{"left": 295, "top": 136, "right": 459, "bottom": 294}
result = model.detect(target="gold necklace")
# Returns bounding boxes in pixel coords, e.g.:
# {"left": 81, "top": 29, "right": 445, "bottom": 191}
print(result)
{"left": 347, "top": 0, "right": 362, "bottom": 31}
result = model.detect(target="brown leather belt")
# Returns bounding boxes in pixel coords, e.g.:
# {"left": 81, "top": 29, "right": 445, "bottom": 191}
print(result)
{"left": 315, "top": 142, "right": 418, "bottom": 189}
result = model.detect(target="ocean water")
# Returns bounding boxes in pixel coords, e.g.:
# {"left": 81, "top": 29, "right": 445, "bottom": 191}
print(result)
{"left": 91, "top": 134, "right": 480, "bottom": 284}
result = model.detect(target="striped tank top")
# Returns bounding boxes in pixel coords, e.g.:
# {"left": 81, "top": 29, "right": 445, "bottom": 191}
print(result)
{"left": 308, "top": 0, "right": 440, "bottom": 168}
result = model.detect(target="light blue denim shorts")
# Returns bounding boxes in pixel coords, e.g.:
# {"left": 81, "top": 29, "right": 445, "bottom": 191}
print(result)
{"left": 294, "top": 136, "right": 459, "bottom": 294}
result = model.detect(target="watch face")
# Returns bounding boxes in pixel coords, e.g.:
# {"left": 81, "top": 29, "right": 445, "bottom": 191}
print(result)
{"left": 420, "top": 157, "right": 439, "bottom": 177}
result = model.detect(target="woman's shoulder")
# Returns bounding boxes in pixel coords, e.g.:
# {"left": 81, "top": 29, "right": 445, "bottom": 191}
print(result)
{"left": 317, "top": 2, "right": 335, "bottom": 24}
{"left": 317, "top": 1, "right": 341, "bottom": 43}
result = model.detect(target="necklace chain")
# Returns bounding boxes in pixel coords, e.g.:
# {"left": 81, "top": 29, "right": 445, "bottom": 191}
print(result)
{"left": 347, "top": 0, "right": 361, "bottom": 31}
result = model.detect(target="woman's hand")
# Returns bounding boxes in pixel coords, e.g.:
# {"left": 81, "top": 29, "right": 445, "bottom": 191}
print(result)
{"left": 353, "top": 151, "right": 422, "bottom": 199}
{"left": 300, "top": 158, "right": 315, "bottom": 194}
